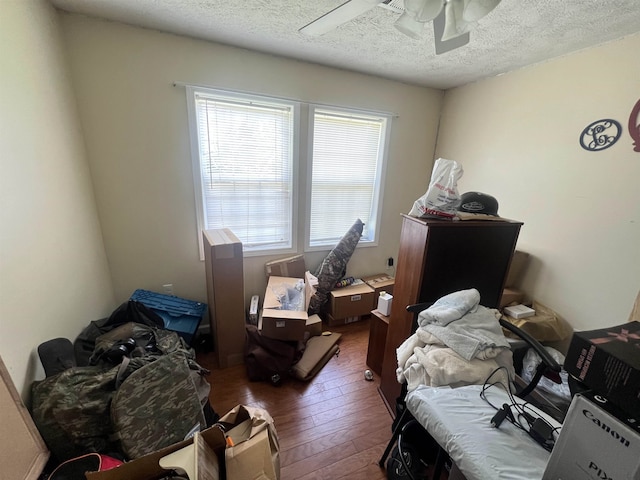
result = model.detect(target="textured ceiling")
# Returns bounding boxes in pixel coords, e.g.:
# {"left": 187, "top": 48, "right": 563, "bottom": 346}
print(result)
{"left": 49, "top": 0, "right": 640, "bottom": 89}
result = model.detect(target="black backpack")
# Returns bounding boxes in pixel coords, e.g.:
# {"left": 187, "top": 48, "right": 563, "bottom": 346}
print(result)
{"left": 74, "top": 301, "right": 164, "bottom": 366}
{"left": 386, "top": 419, "right": 439, "bottom": 480}
{"left": 244, "top": 325, "right": 299, "bottom": 385}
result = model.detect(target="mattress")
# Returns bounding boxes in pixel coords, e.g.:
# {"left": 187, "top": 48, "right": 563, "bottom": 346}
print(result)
{"left": 405, "top": 384, "right": 562, "bottom": 480}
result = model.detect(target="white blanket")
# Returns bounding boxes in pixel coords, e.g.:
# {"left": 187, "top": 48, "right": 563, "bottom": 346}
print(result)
{"left": 396, "top": 289, "right": 514, "bottom": 391}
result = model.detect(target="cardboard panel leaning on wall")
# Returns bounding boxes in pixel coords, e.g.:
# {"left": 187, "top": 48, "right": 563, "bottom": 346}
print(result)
{"left": 0, "top": 356, "right": 49, "bottom": 479}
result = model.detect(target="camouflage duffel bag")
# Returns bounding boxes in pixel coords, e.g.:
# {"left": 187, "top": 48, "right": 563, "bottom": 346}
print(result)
{"left": 31, "top": 328, "right": 210, "bottom": 462}
{"left": 110, "top": 350, "right": 207, "bottom": 459}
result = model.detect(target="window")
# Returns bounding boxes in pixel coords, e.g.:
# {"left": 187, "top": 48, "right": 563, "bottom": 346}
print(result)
{"left": 187, "top": 86, "right": 390, "bottom": 256}
{"left": 187, "top": 87, "right": 298, "bottom": 256}
{"left": 307, "top": 107, "right": 389, "bottom": 249}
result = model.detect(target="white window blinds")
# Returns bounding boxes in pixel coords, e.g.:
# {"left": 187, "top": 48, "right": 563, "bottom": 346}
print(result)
{"left": 192, "top": 90, "right": 296, "bottom": 252}
{"left": 308, "top": 108, "right": 388, "bottom": 247}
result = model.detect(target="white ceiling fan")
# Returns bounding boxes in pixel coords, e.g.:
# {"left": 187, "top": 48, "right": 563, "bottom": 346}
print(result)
{"left": 300, "top": 0, "right": 502, "bottom": 54}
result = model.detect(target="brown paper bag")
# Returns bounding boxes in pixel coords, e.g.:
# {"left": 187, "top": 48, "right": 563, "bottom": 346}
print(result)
{"left": 502, "top": 301, "right": 572, "bottom": 342}
{"left": 219, "top": 405, "right": 280, "bottom": 480}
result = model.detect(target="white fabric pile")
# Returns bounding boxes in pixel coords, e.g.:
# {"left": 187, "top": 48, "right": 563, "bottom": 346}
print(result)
{"left": 396, "top": 288, "right": 514, "bottom": 392}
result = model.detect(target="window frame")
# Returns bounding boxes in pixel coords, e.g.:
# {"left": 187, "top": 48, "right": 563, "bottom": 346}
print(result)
{"left": 186, "top": 86, "right": 300, "bottom": 259}
{"left": 304, "top": 104, "right": 391, "bottom": 252}
{"left": 186, "top": 86, "right": 392, "bottom": 258}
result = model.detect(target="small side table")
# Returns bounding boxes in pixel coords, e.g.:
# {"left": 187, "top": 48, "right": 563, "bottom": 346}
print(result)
{"left": 367, "top": 309, "right": 390, "bottom": 375}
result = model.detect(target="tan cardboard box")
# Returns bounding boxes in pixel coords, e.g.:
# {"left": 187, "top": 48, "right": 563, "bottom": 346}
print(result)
{"left": 203, "top": 229, "right": 245, "bottom": 368}
{"left": 500, "top": 287, "right": 524, "bottom": 308}
{"left": 265, "top": 254, "right": 306, "bottom": 279}
{"left": 87, "top": 426, "right": 226, "bottom": 480}
{"left": 323, "top": 312, "right": 370, "bottom": 327}
{"left": 259, "top": 312, "right": 306, "bottom": 342}
{"left": 362, "top": 273, "right": 395, "bottom": 296}
{"left": 328, "top": 283, "right": 375, "bottom": 319}
{"left": 305, "top": 314, "right": 323, "bottom": 338}
{"left": 261, "top": 273, "right": 316, "bottom": 341}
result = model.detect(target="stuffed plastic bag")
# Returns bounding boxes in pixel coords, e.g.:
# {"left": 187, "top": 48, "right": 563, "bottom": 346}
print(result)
{"left": 409, "top": 158, "right": 463, "bottom": 219}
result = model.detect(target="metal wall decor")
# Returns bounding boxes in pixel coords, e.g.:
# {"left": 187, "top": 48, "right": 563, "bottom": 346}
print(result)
{"left": 629, "top": 99, "right": 640, "bottom": 152}
{"left": 579, "top": 118, "right": 622, "bottom": 151}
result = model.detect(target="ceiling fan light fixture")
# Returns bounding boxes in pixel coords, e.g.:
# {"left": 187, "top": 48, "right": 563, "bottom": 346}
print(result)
{"left": 404, "top": 0, "right": 445, "bottom": 23}
{"left": 394, "top": 11, "right": 426, "bottom": 39}
{"left": 462, "top": 0, "right": 502, "bottom": 23}
{"left": 441, "top": 0, "right": 472, "bottom": 41}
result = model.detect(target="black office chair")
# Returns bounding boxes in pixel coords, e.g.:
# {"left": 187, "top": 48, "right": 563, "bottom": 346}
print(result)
{"left": 379, "top": 302, "right": 563, "bottom": 480}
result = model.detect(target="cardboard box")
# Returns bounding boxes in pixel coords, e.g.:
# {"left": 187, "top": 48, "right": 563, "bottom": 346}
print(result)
{"left": 505, "top": 250, "right": 530, "bottom": 287}
{"left": 259, "top": 312, "right": 306, "bottom": 342}
{"left": 564, "top": 321, "right": 640, "bottom": 417}
{"left": 503, "top": 304, "right": 535, "bottom": 319}
{"left": 87, "top": 426, "right": 226, "bottom": 480}
{"left": 258, "top": 312, "right": 322, "bottom": 342}
{"left": 362, "top": 273, "right": 395, "bottom": 296}
{"left": 306, "top": 313, "right": 323, "bottom": 338}
{"left": 328, "top": 283, "right": 375, "bottom": 319}
{"left": 158, "top": 431, "right": 220, "bottom": 480}
{"left": 265, "top": 254, "right": 306, "bottom": 279}
{"left": 323, "top": 312, "right": 370, "bottom": 327}
{"left": 203, "top": 229, "right": 245, "bottom": 368}
{"left": 500, "top": 287, "right": 524, "bottom": 308}
{"left": 261, "top": 273, "right": 316, "bottom": 341}
{"left": 543, "top": 392, "right": 640, "bottom": 480}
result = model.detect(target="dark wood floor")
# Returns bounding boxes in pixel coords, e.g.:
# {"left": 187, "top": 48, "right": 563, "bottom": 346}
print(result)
{"left": 196, "top": 318, "right": 395, "bottom": 480}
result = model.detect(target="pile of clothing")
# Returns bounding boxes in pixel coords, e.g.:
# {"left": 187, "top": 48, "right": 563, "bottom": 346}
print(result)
{"left": 396, "top": 288, "right": 514, "bottom": 392}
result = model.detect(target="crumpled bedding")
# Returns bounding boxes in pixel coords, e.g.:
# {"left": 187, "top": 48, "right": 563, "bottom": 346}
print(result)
{"left": 396, "top": 288, "right": 514, "bottom": 392}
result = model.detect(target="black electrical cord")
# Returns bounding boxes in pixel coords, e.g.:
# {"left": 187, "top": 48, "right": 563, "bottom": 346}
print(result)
{"left": 480, "top": 366, "right": 559, "bottom": 452}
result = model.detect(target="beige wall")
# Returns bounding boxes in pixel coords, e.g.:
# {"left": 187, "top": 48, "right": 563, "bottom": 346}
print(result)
{"left": 0, "top": 0, "right": 115, "bottom": 396}
{"left": 436, "top": 34, "right": 640, "bottom": 332}
{"left": 59, "top": 14, "right": 443, "bottom": 306}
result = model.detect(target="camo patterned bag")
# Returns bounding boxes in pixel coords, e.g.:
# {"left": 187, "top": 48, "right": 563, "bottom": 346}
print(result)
{"left": 111, "top": 350, "right": 207, "bottom": 459}
{"left": 31, "top": 328, "right": 210, "bottom": 462}
{"left": 31, "top": 364, "right": 122, "bottom": 462}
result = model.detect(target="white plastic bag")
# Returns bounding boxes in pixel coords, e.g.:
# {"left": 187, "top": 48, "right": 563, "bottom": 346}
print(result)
{"left": 409, "top": 158, "right": 463, "bottom": 219}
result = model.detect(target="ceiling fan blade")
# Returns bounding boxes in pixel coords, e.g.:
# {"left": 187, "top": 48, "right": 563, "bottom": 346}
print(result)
{"left": 433, "top": 7, "right": 469, "bottom": 55}
{"left": 299, "top": 0, "right": 383, "bottom": 36}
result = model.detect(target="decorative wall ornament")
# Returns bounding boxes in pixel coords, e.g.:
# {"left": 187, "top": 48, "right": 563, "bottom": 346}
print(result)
{"left": 629, "top": 99, "right": 640, "bottom": 152}
{"left": 579, "top": 119, "right": 622, "bottom": 151}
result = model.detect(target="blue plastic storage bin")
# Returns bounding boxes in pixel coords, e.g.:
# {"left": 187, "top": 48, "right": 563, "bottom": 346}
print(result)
{"left": 130, "top": 289, "right": 207, "bottom": 345}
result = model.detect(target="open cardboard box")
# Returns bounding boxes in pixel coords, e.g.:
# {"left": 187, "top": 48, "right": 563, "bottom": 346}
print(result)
{"left": 87, "top": 426, "right": 226, "bottom": 480}
{"left": 260, "top": 272, "right": 317, "bottom": 341}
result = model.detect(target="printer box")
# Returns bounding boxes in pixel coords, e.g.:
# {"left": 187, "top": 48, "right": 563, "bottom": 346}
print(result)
{"left": 564, "top": 321, "right": 640, "bottom": 417}
{"left": 543, "top": 392, "right": 640, "bottom": 480}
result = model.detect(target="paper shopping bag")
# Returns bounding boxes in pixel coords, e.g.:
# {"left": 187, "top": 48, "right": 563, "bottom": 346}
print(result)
{"left": 219, "top": 405, "right": 280, "bottom": 480}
